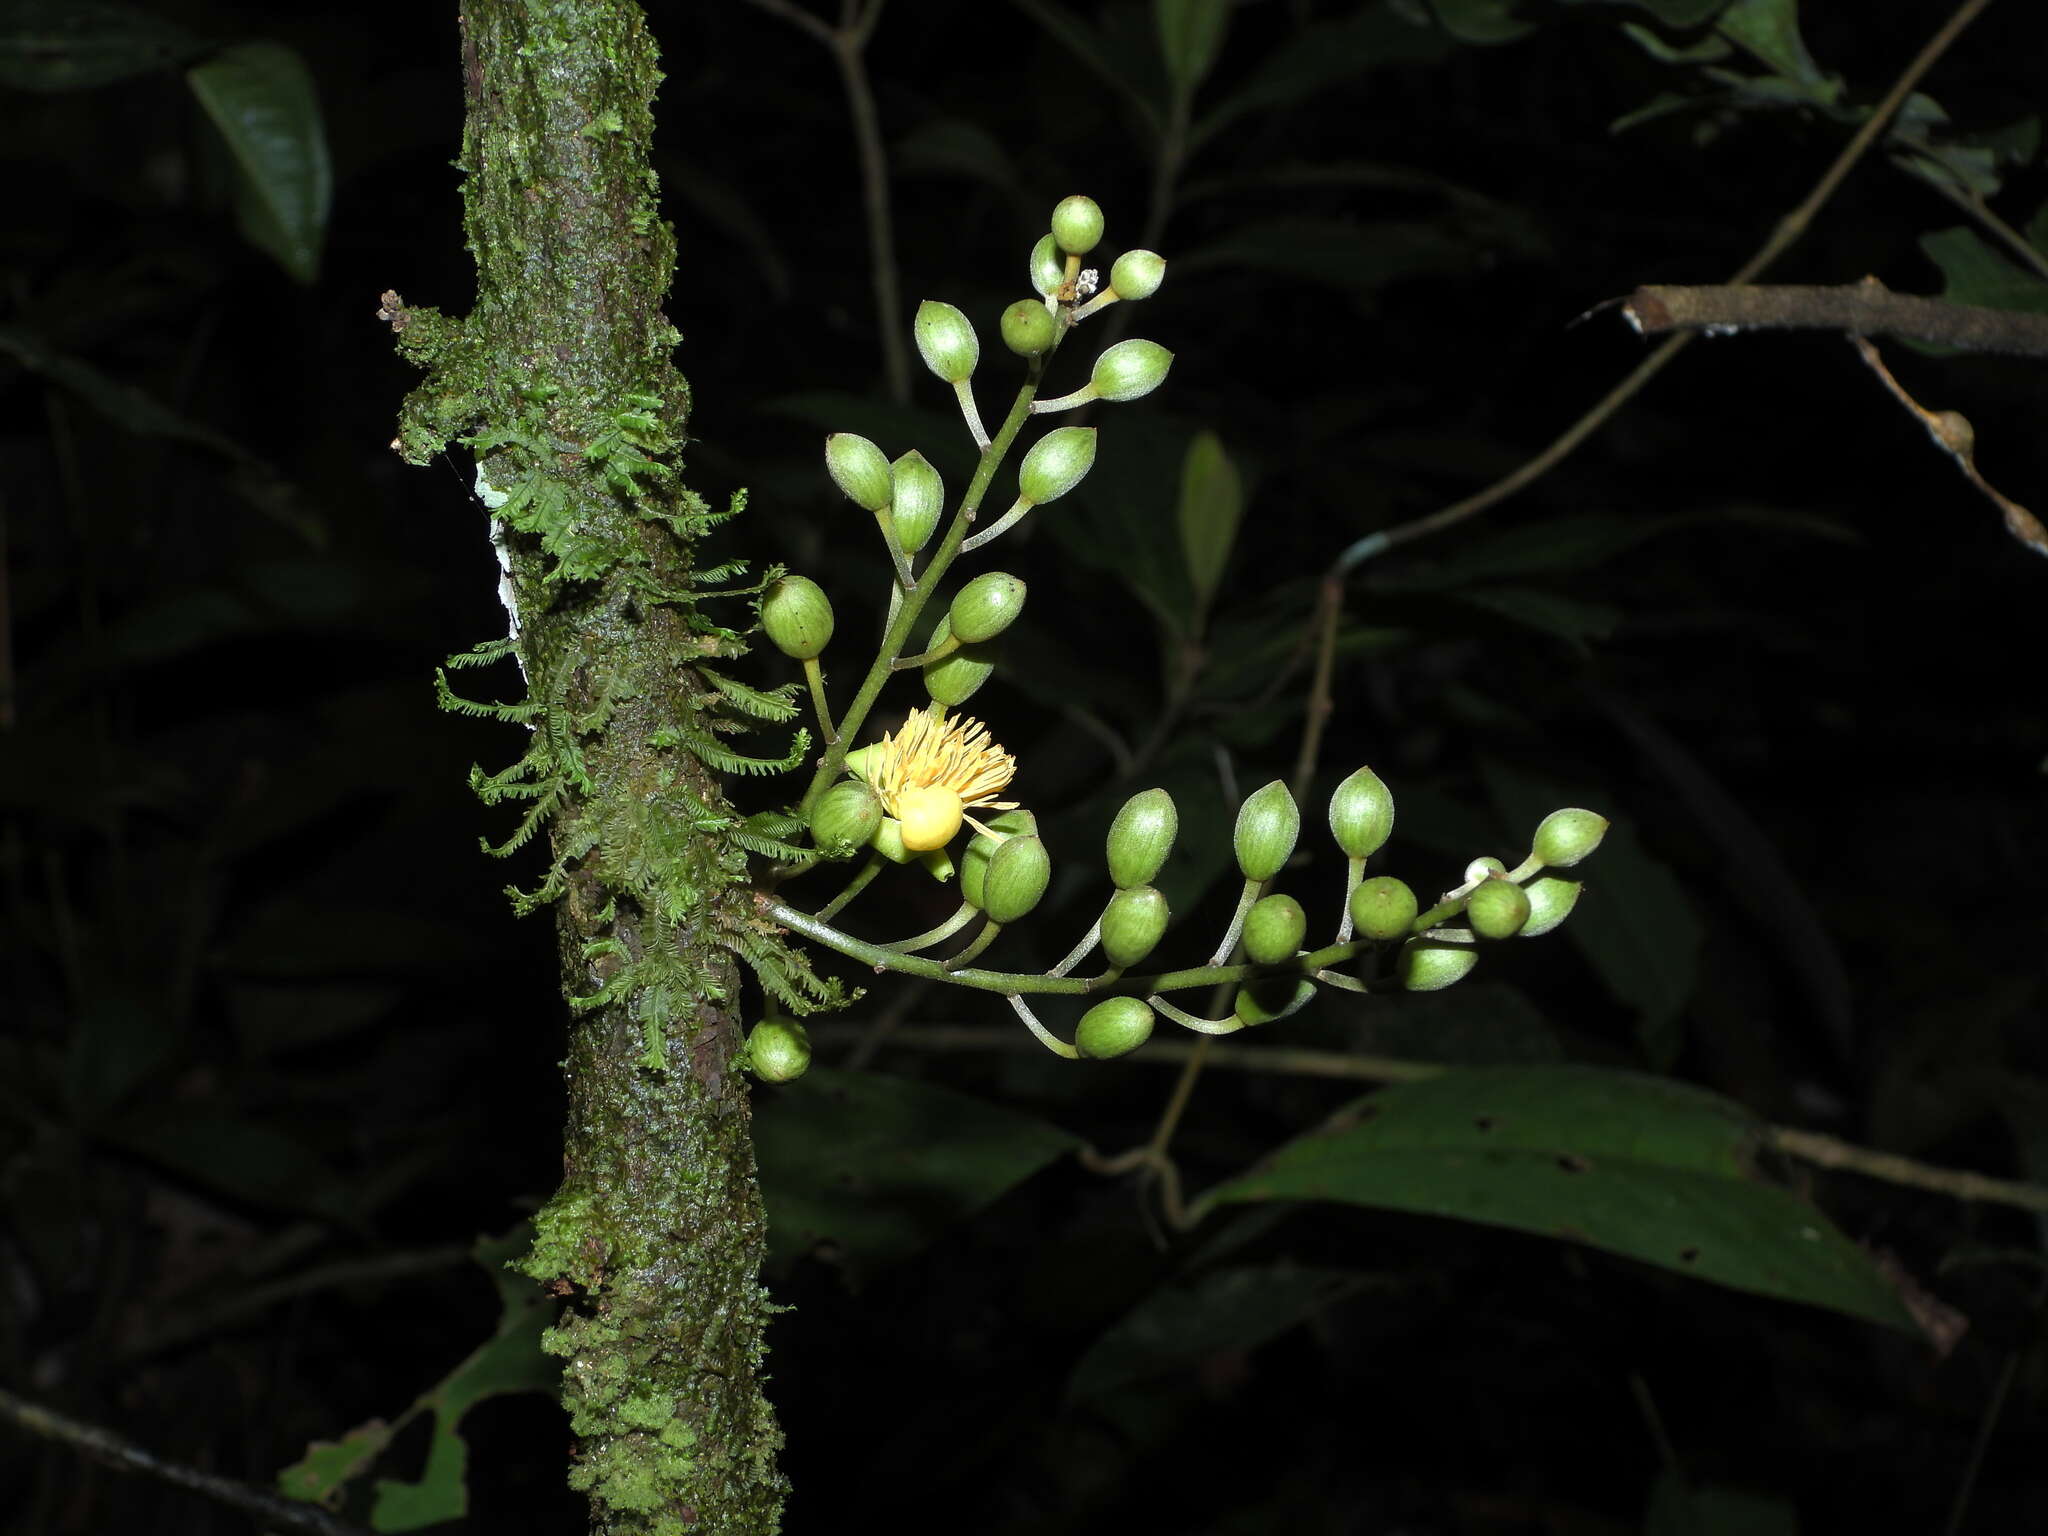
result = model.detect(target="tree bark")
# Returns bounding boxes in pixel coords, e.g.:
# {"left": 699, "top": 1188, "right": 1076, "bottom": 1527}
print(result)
{"left": 385, "top": 2, "right": 787, "bottom": 1529}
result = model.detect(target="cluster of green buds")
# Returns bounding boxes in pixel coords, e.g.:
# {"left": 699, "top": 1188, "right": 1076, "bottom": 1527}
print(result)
{"left": 757, "top": 192, "right": 1169, "bottom": 713}
{"left": 743, "top": 195, "right": 1604, "bottom": 1082}
{"left": 759, "top": 759, "right": 1608, "bottom": 1076}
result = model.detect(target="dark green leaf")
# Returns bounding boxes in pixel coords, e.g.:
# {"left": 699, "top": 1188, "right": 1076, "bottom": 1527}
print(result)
{"left": 108, "top": 1108, "right": 360, "bottom": 1223}
{"left": 276, "top": 1419, "right": 394, "bottom": 1509}
{"left": 1010, "top": 0, "right": 1161, "bottom": 134}
{"left": 1193, "top": 13, "right": 1452, "bottom": 147}
{"left": 753, "top": 1067, "right": 1079, "bottom": 1273}
{"left": 1618, "top": 20, "right": 1733, "bottom": 66}
{"left": 1712, "top": 0, "right": 1828, "bottom": 90}
{"left": 1646, "top": 1470, "right": 1801, "bottom": 1536}
{"left": 0, "top": 325, "right": 247, "bottom": 456}
{"left": 1425, "top": 0, "right": 1535, "bottom": 46}
{"left": 1453, "top": 585, "right": 1620, "bottom": 649}
{"left": 894, "top": 115, "right": 1021, "bottom": 196}
{"left": 227, "top": 981, "right": 402, "bottom": 1057}
{"left": 1176, "top": 430, "right": 1241, "bottom": 622}
{"left": 1175, "top": 217, "right": 1486, "bottom": 295}
{"left": 1373, "top": 512, "right": 1688, "bottom": 588}
{"left": 1886, "top": 95, "right": 2026, "bottom": 203}
{"left": 1919, "top": 227, "right": 2048, "bottom": 315}
{"left": 1202, "top": 1066, "right": 1916, "bottom": 1331}
{"left": 1154, "top": 0, "right": 1229, "bottom": 102}
{"left": 187, "top": 42, "right": 332, "bottom": 284}
{"left": 1482, "top": 763, "right": 1702, "bottom": 1069}
{"left": 2027, "top": 201, "right": 2048, "bottom": 259}
{"left": 1611, "top": 88, "right": 1706, "bottom": 134}
{"left": 1582, "top": 0, "right": 1728, "bottom": 26}
{"left": 1041, "top": 409, "right": 1195, "bottom": 637}
{"left": 1068, "top": 1264, "right": 1364, "bottom": 1400}
{"left": 65, "top": 978, "right": 181, "bottom": 1116}
{"left": 0, "top": 0, "right": 200, "bottom": 91}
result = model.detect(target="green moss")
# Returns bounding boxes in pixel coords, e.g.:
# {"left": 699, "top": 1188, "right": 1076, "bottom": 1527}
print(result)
{"left": 520, "top": 1184, "right": 602, "bottom": 1287}
{"left": 658, "top": 1420, "right": 698, "bottom": 1451}
{"left": 620, "top": 1390, "right": 676, "bottom": 1432}
{"left": 393, "top": 3, "right": 800, "bottom": 1528}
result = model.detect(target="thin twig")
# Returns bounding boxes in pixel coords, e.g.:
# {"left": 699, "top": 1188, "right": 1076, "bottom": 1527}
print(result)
{"left": 842, "top": 974, "right": 928, "bottom": 1071}
{"left": 1769, "top": 1127, "right": 2048, "bottom": 1214}
{"left": 1941, "top": 1348, "right": 2019, "bottom": 1536}
{"left": 1293, "top": 0, "right": 1999, "bottom": 789}
{"left": 745, "top": 0, "right": 908, "bottom": 401}
{"left": 0, "top": 1386, "right": 371, "bottom": 1536}
{"left": 1844, "top": 334, "right": 2048, "bottom": 555}
{"left": 1288, "top": 569, "right": 1343, "bottom": 805}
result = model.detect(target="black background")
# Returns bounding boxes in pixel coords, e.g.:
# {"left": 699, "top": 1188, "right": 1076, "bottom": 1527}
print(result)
{"left": 4, "top": 1, "right": 2047, "bottom": 1532}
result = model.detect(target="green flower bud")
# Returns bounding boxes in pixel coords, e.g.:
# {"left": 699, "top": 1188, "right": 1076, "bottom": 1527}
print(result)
{"left": 1241, "top": 893, "right": 1307, "bottom": 967}
{"left": 1090, "top": 338, "right": 1173, "bottom": 403}
{"left": 1349, "top": 875, "right": 1418, "bottom": 942}
{"left": 1100, "top": 885, "right": 1170, "bottom": 969}
{"left": 747, "top": 1019, "right": 811, "bottom": 1083}
{"left": 1532, "top": 808, "right": 1609, "bottom": 868}
{"left": 948, "top": 571, "right": 1026, "bottom": 644}
{"left": 1518, "top": 876, "right": 1582, "bottom": 938}
{"left": 1001, "top": 298, "right": 1057, "bottom": 357}
{"left": 1051, "top": 194, "right": 1105, "bottom": 256}
{"left": 761, "top": 574, "right": 834, "bottom": 659}
{"left": 1107, "top": 788, "right": 1178, "bottom": 889}
{"left": 1076, "top": 996, "right": 1154, "bottom": 1060}
{"left": 1108, "top": 249, "right": 1166, "bottom": 301}
{"left": 1398, "top": 939, "right": 1477, "bottom": 992}
{"left": 1329, "top": 766, "right": 1395, "bottom": 860}
{"left": 1016, "top": 426, "right": 1096, "bottom": 505}
{"left": 914, "top": 299, "right": 978, "bottom": 383}
{"left": 1233, "top": 976, "right": 1316, "bottom": 1027}
{"left": 1029, "top": 234, "right": 1064, "bottom": 299}
{"left": 1233, "top": 780, "right": 1300, "bottom": 882}
{"left": 810, "top": 779, "right": 883, "bottom": 859}
{"left": 1465, "top": 878, "right": 1531, "bottom": 940}
{"left": 871, "top": 817, "right": 916, "bottom": 864}
{"left": 982, "top": 833, "right": 1051, "bottom": 925}
{"left": 824, "top": 432, "right": 893, "bottom": 512}
{"left": 1465, "top": 856, "right": 1507, "bottom": 882}
{"left": 961, "top": 809, "right": 1038, "bottom": 910}
{"left": 923, "top": 615, "right": 996, "bottom": 706}
{"left": 890, "top": 450, "right": 945, "bottom": 555}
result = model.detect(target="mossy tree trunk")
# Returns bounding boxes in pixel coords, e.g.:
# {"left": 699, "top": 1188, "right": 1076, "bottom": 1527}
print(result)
{"left": 385, "top": 2, "right": 788, "bottom": 1530}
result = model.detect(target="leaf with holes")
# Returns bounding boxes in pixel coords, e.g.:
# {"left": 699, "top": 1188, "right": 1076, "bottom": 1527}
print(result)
{"left": 1200, "top": 1066, "right": 1915, "bottom": 1331}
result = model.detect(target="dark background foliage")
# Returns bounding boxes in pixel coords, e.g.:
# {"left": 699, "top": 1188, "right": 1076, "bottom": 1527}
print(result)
{"left": 4, "top": 0, "right": 2046, "bottom": 1532}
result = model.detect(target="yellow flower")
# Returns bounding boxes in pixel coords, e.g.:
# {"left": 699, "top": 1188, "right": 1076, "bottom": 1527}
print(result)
{"left": 867, "top": 707, "right": 1018, "bottom": 852}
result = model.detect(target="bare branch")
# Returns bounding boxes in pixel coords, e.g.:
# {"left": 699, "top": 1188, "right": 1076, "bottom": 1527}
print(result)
{"left": 0, "top": 1386, "right": 370, "bottom": 1536}
{"left": 1846, "top": 335, "right": 2048, "bottom": 556}
{"left": 1622, "top": 278, "right": 2048, "bottom": 358}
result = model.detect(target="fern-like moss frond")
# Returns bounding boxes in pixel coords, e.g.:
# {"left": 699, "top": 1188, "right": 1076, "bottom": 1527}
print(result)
{"left": 699, "top": 671, "right": 800, "bottom": 722}
{"left": 437, "top": 669, "right": 544, "bottom": 721}
{"left": 445, "top": 635, "right": 520, "bottom": 670}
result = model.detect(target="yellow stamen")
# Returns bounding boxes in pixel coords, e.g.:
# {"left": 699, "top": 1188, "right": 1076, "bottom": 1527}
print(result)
{"left": 868, "top": 707, "right": 1017, "bottom": 852}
